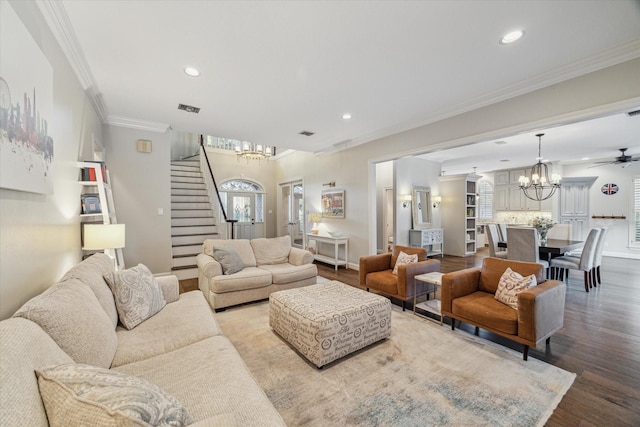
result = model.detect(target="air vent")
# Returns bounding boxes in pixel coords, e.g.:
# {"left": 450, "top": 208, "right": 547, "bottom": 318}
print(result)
{"left": 298, "top": 130, "right": 315, "bottom": 136}
{"left": 627, "top": 109, "right": 640, "bottom": 117}
{"left": 178, "top": 103, "right": 200, "bottom": 114}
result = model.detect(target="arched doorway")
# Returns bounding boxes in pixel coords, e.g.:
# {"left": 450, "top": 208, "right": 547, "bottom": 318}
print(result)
{"left": 219, "top": 179, "right": 266, "bottom": 239}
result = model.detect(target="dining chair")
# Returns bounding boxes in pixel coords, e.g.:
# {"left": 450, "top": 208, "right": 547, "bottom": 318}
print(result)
{"left": 506, "top": 227, "right": 549, "bottom": 271}
{"left": 546, "top": 223, "right": 571, "bottom": 241}
{"left": 549, "top": 228, "right": 601, "bottom": 292}
{"left": 592, "top": 226, "right": 608, "bottom": 285}
{"left": 497, "top": 223, "right": 508, "bottom": 242}
{"left": 486, "top": 224, "right": 508, "bottom": 259}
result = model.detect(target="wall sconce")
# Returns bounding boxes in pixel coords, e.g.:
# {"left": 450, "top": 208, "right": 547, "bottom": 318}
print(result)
{"left": 402, "top": 194, "right": 412, "bottom": 208}
{"left": 308, "top": 212, "right": 322, "bottom": 234}
{"left": 432, "top": 196, "right": 441, "bottom": 208}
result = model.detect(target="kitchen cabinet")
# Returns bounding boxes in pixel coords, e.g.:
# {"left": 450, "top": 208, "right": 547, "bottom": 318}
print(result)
{"left": 494, "top": 167, "right": 552, "bottom": 212}
{"left": 559, "top": 177, "right": 596, "bottom": 240}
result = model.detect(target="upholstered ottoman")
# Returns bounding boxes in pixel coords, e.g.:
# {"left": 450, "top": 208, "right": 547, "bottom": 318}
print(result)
{"left": 269, "top": 281, "right": 391, "bottom": 368}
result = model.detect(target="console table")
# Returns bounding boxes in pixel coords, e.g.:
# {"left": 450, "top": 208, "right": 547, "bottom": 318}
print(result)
{"left": 307, "top": 234, "right": 348, "bottom": 271}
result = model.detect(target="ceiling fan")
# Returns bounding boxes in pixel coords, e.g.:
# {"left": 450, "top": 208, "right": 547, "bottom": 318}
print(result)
{"left": 590, "top": 148, "right": 640, "bottom": 168}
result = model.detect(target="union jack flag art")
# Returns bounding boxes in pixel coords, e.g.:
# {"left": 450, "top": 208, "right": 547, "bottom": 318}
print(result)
{"left": 601, "top": 183, "right": 619, "bottom": 195}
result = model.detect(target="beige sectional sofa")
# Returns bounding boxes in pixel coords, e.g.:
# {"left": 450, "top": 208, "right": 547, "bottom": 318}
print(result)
{"left": 0, "top": 253, "right": 285, "bottom": 426}
{"left": 197, "top": 236, "right": 318, "bottom": 311}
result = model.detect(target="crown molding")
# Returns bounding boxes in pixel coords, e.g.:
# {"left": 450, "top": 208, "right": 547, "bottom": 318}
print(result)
{"left": 34, "top": 1, "right": 639, "bottom": 147}
{"left": 106, "top": 116, "right": 170, "bottom": 133}
{"left": 36, "top": 0, "right": 108, "bottom": 121}
{"left": 342, "top": 38, "right": 640, "bottom": 152}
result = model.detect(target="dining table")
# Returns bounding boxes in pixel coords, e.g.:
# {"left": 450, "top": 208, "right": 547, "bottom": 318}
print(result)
{"left": 497, "top": 238, "right": 584, "bottom": 262}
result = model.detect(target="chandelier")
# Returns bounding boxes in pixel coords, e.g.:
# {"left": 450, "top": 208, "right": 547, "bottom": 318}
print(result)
{"left": 518, "top": 133, "right": 561, "bottom": 201}
{"left": 235, "top": 142, "right": 274, "bottom": 162}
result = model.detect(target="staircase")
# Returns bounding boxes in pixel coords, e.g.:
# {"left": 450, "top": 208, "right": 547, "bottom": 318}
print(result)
{"left": 170, "top": 158, "right": 219, "bottom": 280}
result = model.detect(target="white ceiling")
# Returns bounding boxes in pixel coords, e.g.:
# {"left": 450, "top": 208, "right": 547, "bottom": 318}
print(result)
{"left": 50, "top": 1, "right": 640, "bottom": 165}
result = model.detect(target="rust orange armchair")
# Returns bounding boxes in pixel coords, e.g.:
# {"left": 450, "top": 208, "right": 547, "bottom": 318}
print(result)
{"left": 441, "top": 257, "right": 566, "bottom": 360}
{"left": 359, "top": 245, "right": 440, "bottom": 310}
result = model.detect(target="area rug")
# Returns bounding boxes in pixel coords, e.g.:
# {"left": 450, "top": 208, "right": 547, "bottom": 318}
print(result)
{"left": 216, "top": 300, "right": 575, "bottom": 427}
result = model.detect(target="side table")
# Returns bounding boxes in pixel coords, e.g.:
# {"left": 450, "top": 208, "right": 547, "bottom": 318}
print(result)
{"left": 413, "top": 272, "right": 444, "bottom": 324}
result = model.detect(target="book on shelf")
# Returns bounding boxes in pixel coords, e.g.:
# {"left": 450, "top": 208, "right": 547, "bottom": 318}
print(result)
{"left": 81, "top": 193, "right": 101, "bottom": 214}
{"left": 81, "top": 161, "right": 107, "bottom": 183}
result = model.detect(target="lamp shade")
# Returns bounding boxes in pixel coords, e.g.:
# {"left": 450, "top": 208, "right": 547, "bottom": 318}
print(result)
{"left": 309, "top": 212, "right": 322, "bottom": 223}
{"left": 83, "top": 224, "right": 126, "bottom": 250}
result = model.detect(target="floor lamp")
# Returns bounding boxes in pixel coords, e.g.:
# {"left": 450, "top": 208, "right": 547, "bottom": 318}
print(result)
{"left": 82, "top": 223, "right": 126, "bottom": 270}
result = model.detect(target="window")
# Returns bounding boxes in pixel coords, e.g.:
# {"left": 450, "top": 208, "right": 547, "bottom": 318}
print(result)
{"left": 478, "top": 180, "right": 494, "bottom": 220}
{"left": 632, "top": 175, "right": 640, "bottom": 248}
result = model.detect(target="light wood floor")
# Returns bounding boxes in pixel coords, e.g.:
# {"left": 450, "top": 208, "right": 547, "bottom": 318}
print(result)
{"left": 315, "top": 248, "right": 640, "bottom": 426}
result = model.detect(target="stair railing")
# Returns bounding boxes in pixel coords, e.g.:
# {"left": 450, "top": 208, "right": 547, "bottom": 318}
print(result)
{"left": 199, "top": 135, "right": 238, "bottom": 238}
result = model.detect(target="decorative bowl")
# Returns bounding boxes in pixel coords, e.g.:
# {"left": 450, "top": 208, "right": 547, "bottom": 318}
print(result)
{"left": 328, "top": 231, "right": 343, "bottom": 238}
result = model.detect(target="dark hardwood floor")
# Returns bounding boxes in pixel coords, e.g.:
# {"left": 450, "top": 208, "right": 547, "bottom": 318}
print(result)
{"left": 315, "top": 248, "right": 640, "bottom": 426}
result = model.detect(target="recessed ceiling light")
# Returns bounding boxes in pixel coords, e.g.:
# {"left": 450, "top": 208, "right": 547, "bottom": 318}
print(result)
{"left": 342, "top": 113, "right": 352, "bottom": 120}
{"left": 500, "top": 30, "right": 525, "bottom": 45}
{"left": 582, "top": 157, "right": 590, "bottom": 161}
{"left": 184, "top": 67, "right": 200, "bottom": 77}
{"left": 494, "top": 140, "right": 507, "bottom": 145}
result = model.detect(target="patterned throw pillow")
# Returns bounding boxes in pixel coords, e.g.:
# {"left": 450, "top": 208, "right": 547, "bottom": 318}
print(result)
{"left": 494, "top": 267, "right": 537, "bottom": 310}
{"left": 392, "top": 251, "right": 418, "bottom": 275}
{"left": 213, "top": 245, "right": 245, "bottom": 275}
{"left": 36, "top": 364, "right": 192, "bottom": 426}
{"left": 104, "top": 264, "right": 166, "bottom": 330}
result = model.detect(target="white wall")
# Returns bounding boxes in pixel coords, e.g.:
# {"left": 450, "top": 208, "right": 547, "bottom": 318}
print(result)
{"left": 102, "top": 125, "right": 173, "bottom": 273}
{"left": 394, "top": 157, "right": 442, "bottom": 247}
{"left": 2, "top": 2, "right": 639, "bottom": 319}
{"left": 202, "top": 148, "right": 279, "bottom": 239}
{"left": 0, "top": 1, "right": 103, "bottom": 319}
{"left": 270, "top": 59, "right": 640, "bottom": 268}
{"left": 562, "top": 161, "right": 640, "bottom": 258}
{"left": 375, "top": 161, "right": 393, "bottom": 252}
{"left": 276, "top": 150, "right": 368, "bottom": 268}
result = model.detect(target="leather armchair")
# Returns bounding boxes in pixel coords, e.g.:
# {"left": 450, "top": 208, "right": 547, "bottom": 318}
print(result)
{"left": 441, "top": 257, "right": 566, "bottom": 360}
{"left": 359, "top": 245, "right": 440, "bottom": 310}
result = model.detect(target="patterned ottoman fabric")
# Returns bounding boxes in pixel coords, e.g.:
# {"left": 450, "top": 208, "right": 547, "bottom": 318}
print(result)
{"left": 269, "top": 281, "right": 391, "bottom": 368}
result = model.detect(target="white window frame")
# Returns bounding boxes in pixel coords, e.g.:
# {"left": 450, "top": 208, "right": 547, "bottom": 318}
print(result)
{"left": 631, "top": 175, "right": 640, "bottom": 249}
{"left": 477, "top": 179, "right": 494, "bottom": 220}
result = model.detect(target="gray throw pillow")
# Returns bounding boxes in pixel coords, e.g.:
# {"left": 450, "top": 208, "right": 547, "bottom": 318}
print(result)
{"left": 213, "top": 246, "right": 245, "bottom": 275}
{"left": 104, "top": 264, "right": 166, "bottom": 330}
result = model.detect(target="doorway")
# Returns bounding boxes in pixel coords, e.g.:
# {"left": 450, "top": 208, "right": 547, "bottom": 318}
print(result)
{"left": 279, "top": 180, "right": 304, "bottom": 248}
{"left": 219, "top": 179, "right": 266, "bottom": 240}
{"left": 383, "top": 187, "right": 394, "bottom": 252}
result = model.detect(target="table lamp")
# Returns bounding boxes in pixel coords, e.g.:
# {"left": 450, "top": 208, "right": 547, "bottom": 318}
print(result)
{"left": 309, "top": 213, "right": 322, "bottom": 234}
{"left": 83, "top": 223, "right": 126, "bottom": 268}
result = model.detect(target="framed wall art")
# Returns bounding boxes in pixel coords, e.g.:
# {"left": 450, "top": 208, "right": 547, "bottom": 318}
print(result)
{"left": 0, "top": 3, "right": 55, "bottom": 194}
{"left": 321, "top": 189, "right": 345, "bottom": 218}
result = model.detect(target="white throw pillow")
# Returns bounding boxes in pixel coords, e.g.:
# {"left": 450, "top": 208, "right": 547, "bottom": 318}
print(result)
{"left": 494, "top": 267, "right": 537, "bottom": 310}
{"left": 104, "top": 264, "right": 166, "bottom": 330}
{"left": 392, "top": 251, "right": 418, "bottom": 275}
{"left": 36, "top": 363, "right": 192, "bottom": 427}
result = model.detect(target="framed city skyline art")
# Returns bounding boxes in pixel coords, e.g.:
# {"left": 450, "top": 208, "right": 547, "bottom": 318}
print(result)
{"left": 0, "top": 3, "right": 55, "bottom": 194}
